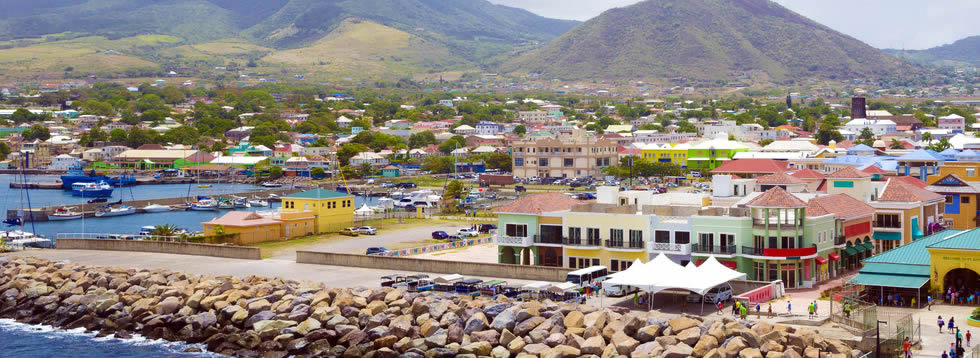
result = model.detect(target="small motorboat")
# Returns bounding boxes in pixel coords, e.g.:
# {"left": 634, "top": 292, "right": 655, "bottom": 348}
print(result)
{"left": 142, "top": 203, "right": 172, "bottom": 213}
{"left": 71, "top": 181, "right": 113, "bottom": 197}
{"left": 190, "top": 199, "right": 218, "bottom": 211}
{"left": 261, "top": 182, "right": 282, "bottom": 188}
{"left": 95, "top": 205, "right": 135, "bottom": 217}
{"left": 248, "top": 199, "right": 269, "bottom": 207}
{"left": 87, "top": 198, "right": 108, "bottom": 204}
{"left": 233, "top": 197, "right": 249, "bottom": 208}
{"left": 197, "top": 184, "right": 212, "bottom": 188}
{"left": 3, "top": 218, "right": 22, "bottom": 226}
{"left": 217, "top": 198, "right": 235, "bottom": 209}
{"left": 48, "top": 207, "right": 82, "bottom": 221}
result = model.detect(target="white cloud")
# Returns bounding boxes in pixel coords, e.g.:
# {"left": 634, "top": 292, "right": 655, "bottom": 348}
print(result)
{"left": 489, "top": 0, "right": 980, "bottom": 50}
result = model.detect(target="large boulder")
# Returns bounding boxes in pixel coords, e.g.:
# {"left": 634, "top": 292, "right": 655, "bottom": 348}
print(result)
{"left": 583, "top": 311, "right": 608, "bottom": 330}
{"left": 677, "top": 327, "right": 702, "bottom": 346}
{"left": 254, "top": 320, "right": 297, "bottom": 338}
{"left": 155, "top": 296, "right": 182, "bottom": 315}
{"left": 694, "top": 335, "right": 719, "bottom": 358}
{"left": 465, "top": 312, "right": 489, "bottom": 334}
{"left": 563, "top": 311, "right": 584, "bottom": 328}
{"left": 664, "top": 343, "right": 695, "bottom": 358}
{"left": 580, "top": 335, "right": 606, "bottom": 355}
{"left": 669, "top": 317, "right": 700, "bottom": 333}
{"left": 740, "top": 348, "right": 764, "bottom": 358}
{"left": 491, "top": 308, "right": 517, "bottom": 331}
{"left": 514, "top": 316, "right": 546, "bottom": 336}
{"left": 611, "top": 332, "right": 639, "bottom": 355}
{"left": 296, "top": 318, "right": 321, "bottom": 336}
{"left": 636, "top": 324, "right": 662, "bottom": 343}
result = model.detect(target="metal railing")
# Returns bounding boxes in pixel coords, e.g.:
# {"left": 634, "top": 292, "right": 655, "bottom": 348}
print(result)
{"left": 564, "top": 237, "right": 601, "bottom": 247}
{"left": 741, "top": 246, "right": 763, "bottom": 256}
{"left": 604, "top": 239, "right": 644, "bottom": 249}
{"left": 533, "top": 234, "right": 563, "bottom": 245}
{"left": 651, "top": 242, "right": 691, "bottom": 254}
{"left": 691, "top": 244, "right": 737, "bottom": 255}
{"left": 495, "top": 235, "right": 533, "bottom": 246}
{"left": 835, "top": 235, "right": 847, "bottom": 246}
{"left": 57, "top": 232, "right": 190, "bottom": 242}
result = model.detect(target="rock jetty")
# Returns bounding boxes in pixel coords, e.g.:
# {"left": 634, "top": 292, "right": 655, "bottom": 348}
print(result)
{"left": 0, "top": 257, "right": 861, "bottom": 357}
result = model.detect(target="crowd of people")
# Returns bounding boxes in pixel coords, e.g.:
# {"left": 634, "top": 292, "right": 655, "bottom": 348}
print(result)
{"left": 937, "top": 315, "right": 970, "bottom": 358}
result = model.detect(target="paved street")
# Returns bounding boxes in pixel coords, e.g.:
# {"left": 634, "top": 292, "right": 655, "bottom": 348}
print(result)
{"left": 269, "top": 222, "right": 480, "bottom": 259}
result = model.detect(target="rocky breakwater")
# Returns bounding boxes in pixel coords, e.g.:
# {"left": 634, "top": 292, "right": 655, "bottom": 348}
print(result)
{"left": 0, "top": 256, "right": 861, "bottom": 358}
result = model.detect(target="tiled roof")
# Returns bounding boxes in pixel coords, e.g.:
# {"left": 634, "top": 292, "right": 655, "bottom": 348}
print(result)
{"left": 755, "top": 172, "right": 805, "bottom": 185}
{"left": 860, "top": 165, "right": 887, "bottom": 174}
{"left": 493, "top": 192, "right": 583, "bottom": 215}
{"left": 204, "top": 211, "right": 282, "bottom": 227}
{"left": 878, "top": 179, "right": 943, "bottom": 202}
{"left": 806, "top": 194, "right": 875, "bottom": 219}
{"left": 284, "top": 189, "right": 353, "bottom": 200}
{"left": 710, "top": 159, "right": 788, "bottom": 174}
{"left": 889, "top": 176, "right": 928, "bottom": 188}
{"left": 826, "top": 167, "right": 872, "bottom": 179}
{"left": 789, "top": 168, "right": 825, "bottom": 179}
{"left": 745, "top": 186, "right": 807, "bottom": 208}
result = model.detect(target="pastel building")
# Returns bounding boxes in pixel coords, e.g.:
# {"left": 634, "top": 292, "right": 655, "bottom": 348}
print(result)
{"left": 280, "top": 189, "right": 355, "bottom": 234}
{"left": 494, "top": 193, "right": 582, "bottom": 267}
{"left": 686, "top": 135, "right": 750, "bottom": 170}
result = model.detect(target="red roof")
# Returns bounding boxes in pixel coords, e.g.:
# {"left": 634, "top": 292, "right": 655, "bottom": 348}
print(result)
{"left": 879, "top": 179, "right": 942, "bottom": 202}
{"left": 816, "top": 179, "right": 828, "bottom": 192}
{"left": 755, "top": 172, "right": 804, "bottom": 185}
{"left": 711, "top": 159, "right": 789, "bottom": 175}
{"left": 889, "top": 176, "right": 928, "bottom": 189}
{"left": 826, "top": 167, "right": 872, "bottom": 179}
{"left": 746, "top": 187, "right": 807, "bottom": 208}
{"left": 807, "top": 194, "right": 875, "bottom": 219}
{"left": 204, "top": 211, "right": 281, "bottom": 227}
{"left": 789, "top": 168, "right": 825, "bottom": 180}
{"left": 861, "top": 165, "right": 887, "bottom": 174}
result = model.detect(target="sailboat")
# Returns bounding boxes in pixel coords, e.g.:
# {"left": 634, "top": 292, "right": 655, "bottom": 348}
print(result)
{"left": 3, "top": 148, "right": 50, "bottom": 248}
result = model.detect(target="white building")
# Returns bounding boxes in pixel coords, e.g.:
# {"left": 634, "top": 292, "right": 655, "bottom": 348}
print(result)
{"left": 843, "top": 118, "right": 897, "bottom": 137}
{"left": 349, "top": 152, "right": 389, "bottom": 167}
{"left": 50, "top": 154, "right": 81, "bottom": 171}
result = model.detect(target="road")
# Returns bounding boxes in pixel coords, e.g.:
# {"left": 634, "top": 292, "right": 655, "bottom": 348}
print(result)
{"left": 268, "top": 223, "right": 479, "bottom": 260}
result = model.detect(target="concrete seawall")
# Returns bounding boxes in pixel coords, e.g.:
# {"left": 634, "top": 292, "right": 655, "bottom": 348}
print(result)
{"left": 56, "top": 238, "right": 261, "bottom": 260}
{"left": 296, "top": 250, "right": 571, "bottom": 281}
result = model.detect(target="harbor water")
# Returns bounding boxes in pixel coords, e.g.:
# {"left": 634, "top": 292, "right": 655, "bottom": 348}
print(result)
{"left": 0, "top": 319, "right": 216, "bottom": 357}
{"left": 1, "top": 175, "right": 380, "bottom": 239}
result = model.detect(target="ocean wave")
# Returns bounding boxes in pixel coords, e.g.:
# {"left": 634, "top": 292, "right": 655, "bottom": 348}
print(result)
{"left": 0, "top": 319, "right": 215, "bottom": 356}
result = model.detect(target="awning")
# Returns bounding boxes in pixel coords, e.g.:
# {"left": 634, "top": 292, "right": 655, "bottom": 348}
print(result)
{"left": 873, "top": 231, "right": 902, "bottom": 241}
{"left": 815, "top": 256, "right": 828, "bottom": 265}
{"left": 911, "top": 218, "right": 924, "bottom": 239}
{"left": 843, "top": 247, "right": 857, "bottom": 256}
{"left": 853, "top": 244, "right": 866, "bottom": 254}
{"left": 828, "top": 253, "right": 841, "bottom": 261}
{"left": 849, "top": 273, "right": 928, "bottom": 289}
{"left": 863, "top": 242, "right": 875, "bottom": 253}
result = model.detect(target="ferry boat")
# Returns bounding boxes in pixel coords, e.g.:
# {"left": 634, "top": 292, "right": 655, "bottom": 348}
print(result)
{"left": 48, "top": 207, "right": 82, "bottom": 221}
{"left": 71, "top": 181, "right": 113, "bottom": 197}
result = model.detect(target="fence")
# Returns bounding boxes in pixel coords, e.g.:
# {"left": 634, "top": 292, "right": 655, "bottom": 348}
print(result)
{"left": 56, "top": 238, "right": 260, "bottom": 260}
{"left": 384, "top": 237, "right": 494, "bottom": 257}
{"left": 296, "top": 251, "right": 571, "bottom": 281}
{"left": 736, "top": 280, "right": 785, "bottom": 305}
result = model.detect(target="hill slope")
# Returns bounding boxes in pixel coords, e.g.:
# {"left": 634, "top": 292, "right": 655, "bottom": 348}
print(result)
{"left": 504, "top": 0, "right": 910, "bottom": 82}
{"left": 885, "top": 36, "right": 980, "bottom": 67}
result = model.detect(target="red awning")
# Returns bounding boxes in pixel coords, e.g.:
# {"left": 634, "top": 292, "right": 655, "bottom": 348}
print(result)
{"left": 815, "top": 256, "right": 829, "bottom": 265}
{"left": 828, "top": 253, "right": 841, "bottom": 261}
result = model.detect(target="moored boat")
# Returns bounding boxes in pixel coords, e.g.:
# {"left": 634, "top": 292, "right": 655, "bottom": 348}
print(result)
{"left": 190, "top": 199, "right": 218, "bottom": 211}
{"left": 142, "top": 203, "right": 172, "bottom": 213}
{"left": 261, "top": 182, "right": 282, "bottom": 188}
{"left": 48, "top": 207, "right": 82, "bottom": 221}
{"left": 95, "top": 205, "right": 135, "bottom": 217}
{"left": 71, "top": 181, "right": 113, "bottom": 197}
{"left": 248, "top": 199, "right": 269, "bottom": 207}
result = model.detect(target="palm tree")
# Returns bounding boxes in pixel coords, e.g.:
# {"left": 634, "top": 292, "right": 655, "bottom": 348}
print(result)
{"left": 151, "top": 224, "right": 180, "bottom": 237}
{"left": 921, "top": 132, "right": 932, "bottom": 145}
{"left": 889, "top": 139, "right": 905, "bottom": 150}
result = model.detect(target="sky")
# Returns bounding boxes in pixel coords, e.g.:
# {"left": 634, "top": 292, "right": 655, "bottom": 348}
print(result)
{"left": 488, "top": 0, "right": 980, "bottom": 50}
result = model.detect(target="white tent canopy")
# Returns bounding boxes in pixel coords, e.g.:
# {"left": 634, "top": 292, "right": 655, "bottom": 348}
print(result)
{"left": 605, "top": 254, "right": 747, "bottom": 296}
{"left": 522, "top": 281, "right": 551, "bottom": 291}
{"left": 434, "top": 274, "right": 463, "bottom": 284}
{"left": 355, "top": 204, "right": 375, "bottom": 216}
{"left": 547, "top": 282, "right": 578, "bottom": 293}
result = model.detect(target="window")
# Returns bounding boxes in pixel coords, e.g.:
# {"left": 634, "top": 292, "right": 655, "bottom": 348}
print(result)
{"left": 563, "top": 158, "right": 574, "bottom": 167}
{"left": 655, "top": 230, "right": 670, "bottom": 243}
{"left": 780, "top": 236, "right": 796, "bottom": 249}
{"left": 965, "top": 196, "right": 971, "bottom": 204}
{"left": 675, "top": 231, "right": 690, "bottom": 244}
{"left": 514, "top": 158, "right": 524, "bottom": 167}
{"left": 875, "top": 214, "right": 901, "bottom": 228}
{"left": 304, "top": 203, "right": 309, "bottom": 211}
{"left": 719, "top": 233, "right": 735, "bottom": 247}
{"left": 947, "top": 195, "right": 955, "bottom": 204}
{"left": 568, "top": 227, "right": 581, "bottom": 242}
{"left": 610, "top": 229, "right": 624, "bottom": 242}
{"left": 754, "top": 262, "right": 765, "bottom": 281}
{"left": 603, "top": 158, "right": 610, "bottom": 166}
{"left": 596, "top": 158, "right": 603, "bottom": 166}
{"left": 539, "top": 158, "right": 549, "bottom": 167}
{"left": 699, "top": 233, "right": 714, "bottom": 249}
{"left": 586, "top": 228, "right": 600, "bottom": 245}
{"left": 610, "top": 259, "right": 634, "bottom": 273}
{"left": 505, "top": 224, "right": 527, "bottom": 237}
{"left": 968, "top": 168, "right": 976, "bottom": 177}
{"left": 754, "top": 235, "right": 765, "bottom": 250}
{"left": 568, "top": 256, "right": 598, "bottom": 269}
{"left": 769, "top": 236, "right": 777, "bottom": 248}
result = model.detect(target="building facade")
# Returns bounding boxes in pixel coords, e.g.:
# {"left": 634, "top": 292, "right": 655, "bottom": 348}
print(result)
{"left": 510, "top": 135, "right": 618, "bottom": 178}
{"left": 281, "top": 189, "right": 355, "bottom": 233}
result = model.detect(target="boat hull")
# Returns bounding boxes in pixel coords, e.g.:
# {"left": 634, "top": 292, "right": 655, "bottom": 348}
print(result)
{"left": 190, "top": 205, "right": 217, "bottom": 211}
{"left": 95, "top": 208, "right": 135, "bottom": 217}
{"left": 48, "top": 214, "right": 82, "bottom": 221}
{"left": 143, "top": 206, "right": 171, "bottom": 213}
{"left": 60, "top": 175, "right": 109, "bottom": 189}
{"left": 71, "top": 188, "right": 113, "bottom": 197}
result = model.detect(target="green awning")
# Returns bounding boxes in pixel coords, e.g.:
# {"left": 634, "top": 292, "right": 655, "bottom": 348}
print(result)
{"left": 843, "top": 247, "right": 857, "bottom": 256}
{"left": 873, "top": 232, "right": 902, "bottom": 241}
{"left": 853, "top": 244, "right": 866, "bottom": 253}
{"left": 849, "top": 273, "right": 928, "bottom": 289}
{"left": 911, "top": 218, "right": 924, "bottom": 239}
{"left": 863, "top": 242, "right": 876, "bottom": 252}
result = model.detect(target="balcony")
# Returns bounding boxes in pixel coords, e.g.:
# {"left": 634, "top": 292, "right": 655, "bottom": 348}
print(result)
{"left": 739, "top": 245, "right": 817, "bottom": 257}
{"left": 564, "top": 237, "right": 601, "bottom": 248}
{"left": 605, "top": 239, "right": 645, "bottom": 250}
{"left": 533, "top": 235, "right": 564, "bottom": 245}
{"left": 496, "top": 235, "right": 533, "bottom": 247}
{"left": 835, "top": 235, "right": 846, "bottom": 246}
{"left": 691, "top": 244, "right": 737, "bottom": 255}
{"left": 651, "top": 242, "right": 692, "bottom": 255}
{"left": 741, "top": 246, "right": 763, "bottom": 256}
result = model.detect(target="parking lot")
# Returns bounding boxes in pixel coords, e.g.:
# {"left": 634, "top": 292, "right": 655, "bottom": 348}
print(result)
{"left": 268, "top": 223, "right": 491, "bottom": 260}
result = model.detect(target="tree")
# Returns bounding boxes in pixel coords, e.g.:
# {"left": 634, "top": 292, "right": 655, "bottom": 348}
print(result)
{"left": 915, "top": 112, "right": 935, "bottom": 127}
{"left": 758, "top": 139, "right": 774, "bottom": 147}
{"left": 816, "top": 122, "right": 843, "bottom": 145}
{"left": 210, "top": 141, "right": 226, "bottom": 154}
{"left": 421, "top": 155, "right": 454, "bottom": 174}
{"left": 728, "top": 134, "right": 736, "bottom": 141}
{"left": 109, "top": 128, "right": 128, "bottom": 143}
{"left": 336, "top": 143, "right": 370, "bottom": 166}
{"left": 676, "top": 120, "right": 697, "bottom": 133}
{"left": 408, "top": 131, "right": 437, "bottom": 148}
{"left": 823, "top": 113, "right": 840, "bottom": 126}
{"left": 444, "top": 180, "right": 465, "bottom": 200}
{"left": 159, "top": 85, "right": 185, "bottom": 104}
{"left": 927, "top": 137, "right": 952, "bottom": 152}
{"left": 484, "top": 152, "right": 512, "bottom": 171}
{"left": 22, "top": 124, "right": 51, "bottom": 141}
{"left": 268, "top": 166, "right": 283, "bottom": 179}
{"left": 921, "top": 132, "right": 933, "bottom": 144}
{"left": 889, "top": 139, "right": 906, "bottom": 150}
{"left": 311, "top": 167, "right": 326, "bottom": 178}
{"left": 856, "top": 127, "right": 875, "bottom": 147}
{"left": 126, "top": 127, "right": 157, "bottom": 147}
{"left": 513, "top": 125, "right": 526, "bottom": 136}
{"left": 0, "top": 142, "right": 10, "bottom": 160}
{"left": 150, "top": 224, "right": 180, "bottom": 237}
{"left": 438, "top": 135, "right": 466, "bottom": 154}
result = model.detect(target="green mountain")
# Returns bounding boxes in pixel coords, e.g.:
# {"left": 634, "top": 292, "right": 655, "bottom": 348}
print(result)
{"left": 885, "top": 36, "right": 980, "bottom": 67}
{"left": 503, "top": 0, "right": 912, "bottom": 82}
{"left": 0, "top": 0, "right": 578, "bottom": 78}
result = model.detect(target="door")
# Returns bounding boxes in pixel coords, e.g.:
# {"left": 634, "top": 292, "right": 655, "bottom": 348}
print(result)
{"left": 781, "top": 268, "right": 796, "bottom": 288}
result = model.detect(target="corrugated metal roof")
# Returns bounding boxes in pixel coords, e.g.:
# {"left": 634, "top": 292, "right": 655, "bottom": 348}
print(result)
{"left": 860, "top": 263, "right": 929, "bottom": 276}
{"left": 849, "top": 273, "right": 928, "bottom": 289}
{"left": 928, "top": 229, "right": 980, "bottom": 250}
{"left": 863, "top": 229, "right": 965, "bottom": 265}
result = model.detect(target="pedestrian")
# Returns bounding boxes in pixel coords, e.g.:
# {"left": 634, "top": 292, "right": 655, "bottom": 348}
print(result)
{"left": 951, "top": 344, "right": 957, "bottom": 358}
{"left": 681, "top": 300, "right": 687, "bottom": 313}
{"left": 940, "top": 316, "right": 945, "bottom": 334}
{"left": 756, "top": 303, "right": 761, "bottom": 319}
{"left": 813, "top": 301, "right": 818, "bottom": 316}
{"left": 717, "top": 300, "right": 723, "bottom": 315}
{"left": 633, "top": 292, "right": 639, "bottom": 307}
{"left": 843, "top": 302, "right": 851, "bottom": 318}
{"left": 808, "top": 302, "right": 814, "bottom": 319}
{"left": 903, "top": 337, "right": 911, "bottom": 358}
{"left": 732, "top": 300, "right": 739, "bottom": 316}
{"left": 788, "top": 301, "right": 792, "bottom": 314}
{"left": 928, "top": 295, "right": 933, "bottom": 310}
{"left": 957, "top": 343, "right": 965, "bottom": 358}
{"left": 968, "top": 330, "right": 972, "bottom": 346}
{"left": 957, "top": 328, "right": 963, "bottom": 348}
{"left": 911, "top": 297, "right": 916, "bottom": 308}
{"left": 768, "top": 303, "right": 773, "bottom": 318}
{"left": 943, "top": 350, "right": 949, "bottom": 358}
{"left": 950, "top": 317, "right": 956, "bottom": 333}
{"left": 740, "top": 303, "right": 747, "bottom": 320}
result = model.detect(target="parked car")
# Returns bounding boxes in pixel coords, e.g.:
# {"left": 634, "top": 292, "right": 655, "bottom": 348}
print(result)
{"left": 457, "top": 228, "right": 479, "bottom": 237}
{"left": 365, "top": 247, "right": 392, "bottom": 255}
{"left": 605, "top": 284, "right": 639, "bottom": 297}
{"left": 358, "top": 226, "right": 378, "bottom": 235}
{"left": 685, "top": 284, "right": 734, "bottom": 303}
{"left": 514, "top": 185, "right": 527, "bottom": 193}
{"left": 477, "top": 223, "right": 497, "bottom": 233}
{"left": 340, "top": 227, "right": 360, "bottom": 237}
{"left": 396, "top": 182, "right": 417, "bottom": 189}
{"left": 431, "top": 231, "right": 450, "bottom": 240}
{"left": 474, "top": 204, "right": 492, "bottom": 210}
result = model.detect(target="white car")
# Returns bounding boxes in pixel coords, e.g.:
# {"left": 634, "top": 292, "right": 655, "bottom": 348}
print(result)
{"left": 604, "top": 284, "right": 639, "bottom": 297}
{"left": 358, "top": 226, "right": 378, "bottom": 235}
{"left": 457, "top": 228, "right": 479, "bottom": 237}
{"left": 686, "top": 284, "right": 734, "bottom": 303}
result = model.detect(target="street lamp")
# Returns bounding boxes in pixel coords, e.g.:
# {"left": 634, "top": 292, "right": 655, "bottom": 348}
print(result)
{"left": 876, "top": 320, "right": 887, "bottom": 358}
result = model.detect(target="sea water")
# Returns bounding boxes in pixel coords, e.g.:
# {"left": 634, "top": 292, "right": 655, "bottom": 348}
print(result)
{"left": 0, "top": 319, "right": 218, "bottom": 357}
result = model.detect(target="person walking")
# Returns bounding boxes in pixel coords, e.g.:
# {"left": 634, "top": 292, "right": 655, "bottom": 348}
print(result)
{"left": 911, "top": 297, "right": 916, "bottom": 308}
{"left": 633, "top": 292, "right": 639, "bottom": 308}
{"left": 732, "top": 300, "right": 739, "bottom": 316}
{"left": 950, "top": 317, "right": 956, "bottom": 333}
{"left": 903, "top": 337, "right": 911, "bottom": 358}
{"left": 717, "top": 300, "right": 723, "bottom": 315}
{"left": 807, "top": 302, "right": 815, "bottom": 319}
{"left": 740, "top": 303, "right": 747, "bottom": 320}
{"left": 943, "top": 350, "right": 949, "bottom": 358}
{"left": 813, "top": 301, "right": 818, "bottom": 316}
{"left": 756, "top": 303, "right": 761, "bottom": 319}
{"left": 957, "top": 328, "right": 963, "bottom": 348}
{"left": 787, "top": 301, "right": 792, "bottom": 315}
{"left": 967, "top": 330, "right": 972, "bottom": 346}
{"left": 928, "top": 295, "right": 933, "bottom": 310}
{"left": 768, "top": 303, "right": 773, "bottom": 318}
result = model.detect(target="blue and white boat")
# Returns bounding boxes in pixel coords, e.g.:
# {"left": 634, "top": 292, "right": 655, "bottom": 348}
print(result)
{"left": 60, "top": 165, "right": 108, "bottom": 189}
{"left": 71, "top": 181, "right": 113, "bottom": 197}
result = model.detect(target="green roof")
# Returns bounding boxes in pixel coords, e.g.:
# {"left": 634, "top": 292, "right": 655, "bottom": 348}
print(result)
{"left": 928, "top": 229, "right": 980, "bottom": 250}
{"left": 863, "top": 229, "right": 964, "bottom": 266}
{"left": 284, "top": 189, "right": 353, "bottom": 200}
{"left": 849, "top": 273, "right": 928, "bottom": 289}
{"left": 860, "top": 263, "right": 929, "bottom": 277}
{"left": 853, "top": 244, "right": 866, "bottom": 253}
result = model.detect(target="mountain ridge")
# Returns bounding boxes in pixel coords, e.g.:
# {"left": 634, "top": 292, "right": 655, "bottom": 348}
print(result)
{"left": 884, "top": 36, "right": 980, "bottom": 67}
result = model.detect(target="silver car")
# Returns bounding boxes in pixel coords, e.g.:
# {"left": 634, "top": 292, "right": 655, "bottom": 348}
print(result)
{"left": 358, "top": 226, "right": 378, "bottom": 235}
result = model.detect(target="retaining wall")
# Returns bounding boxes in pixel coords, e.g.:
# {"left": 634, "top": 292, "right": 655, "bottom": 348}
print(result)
{"left": 296, "top": 251, "right": 570, "bottom": 281}
{"left": 56, "top": 238, "right": 261, "bottom": 260}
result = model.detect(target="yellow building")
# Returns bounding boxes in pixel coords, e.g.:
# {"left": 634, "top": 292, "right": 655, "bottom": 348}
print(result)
{"left": 202, "top": 211, "right": 284, "bottom": 245}
{"left": 562, "top": 203, "right": 649, "bottom": 272}
{"left": 281, "top": 189, "right": 355, "bottom": 233}
{"left": 639, "top": 143, "right": 690, "bottom": 168}
{"left": 926, "top": 163, "right": 980, "bottom": 230}
{"left": 926, "top": 230, "right": 980, "bottom": 299}
{"left": 871, "top": 179, "right": 944, "bottom": 253}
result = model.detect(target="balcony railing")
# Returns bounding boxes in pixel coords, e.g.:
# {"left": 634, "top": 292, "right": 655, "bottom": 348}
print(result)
{"left": 564, "top": 237, "right": 601, "bottom": 247}
{"left": 741, "top": 246, "right": 763, "bottom": 256}
{"left": 835, "top": 235, "right": 846, "bottom": 246}
{"left": 495, "top": 235, "right": 533, "bottom": 247}
{"left": 605, "top": 239, "right": 645, "bottom": 250}
{"left": 651, "top": 242, "right": 692, "bottom": 255}
{"left": 691, "top": 244, "right": 737, "bottom": 255}
{"left": 533, "top": 235, "right": 564, "bottom": 245}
